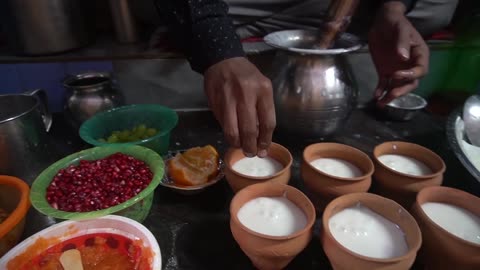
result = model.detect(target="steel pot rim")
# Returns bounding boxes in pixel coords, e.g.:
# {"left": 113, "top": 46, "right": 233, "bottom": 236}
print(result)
{"left": 63, "top": 72, "right": 112, "bottom": 91}
{"left": 264, "top": 29, "right": 363, "bottom": 55}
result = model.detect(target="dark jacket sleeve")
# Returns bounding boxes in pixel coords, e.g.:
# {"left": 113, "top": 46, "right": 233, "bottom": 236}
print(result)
{"left": 155, "top": 0, "right": 245, "bottom": 73}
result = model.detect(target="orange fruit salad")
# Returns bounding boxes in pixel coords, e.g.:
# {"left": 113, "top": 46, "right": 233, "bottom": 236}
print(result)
{"left": 167, "top": 145, "right": 220, "bottom": 186}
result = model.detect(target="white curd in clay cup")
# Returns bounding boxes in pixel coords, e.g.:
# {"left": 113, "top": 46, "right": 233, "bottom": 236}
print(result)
{"left": 302, "top": 143, "right": 374, "bottom": 211}
{"left": 373, "top": 141, "right": 446, "bottom": 208}
{"left": 411, "top": 186, "right": 480, "bottom": 270}
{"left": 224, "top": 143, "right": 293, "bottom": 193}
{"left": 321, "top": 192, "right": 422, "bottom": 270}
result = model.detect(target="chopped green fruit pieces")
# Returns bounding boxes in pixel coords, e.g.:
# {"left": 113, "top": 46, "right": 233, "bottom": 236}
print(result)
{"left": 146, "top": 128, "right": 157, "bottom": 136}
{"left": 98, "top": 125, "right": 159, "bottom": 143}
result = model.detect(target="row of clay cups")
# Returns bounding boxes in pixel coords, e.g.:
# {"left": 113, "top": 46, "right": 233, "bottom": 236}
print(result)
{"left": 229, "top": 184, "right": 479, "bottom": 270}
{"left": 303, "top": 141, "right": 446, "bottom": 210}
{"left": 224, "top": 141, "right": 446, "bottom": 210}
{"left": 322, "top": 186, "right": 480, "bottom": 270}
{"left": 224, "top": 142, "right": 477, "bottom": 270}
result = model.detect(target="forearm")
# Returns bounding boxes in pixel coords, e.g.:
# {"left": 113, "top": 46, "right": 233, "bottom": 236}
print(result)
{"left": 155, "top": 0, "right": 245, "bottom": 73}
{"left": 380, "top": 0, "right": 415, "bottom": 13}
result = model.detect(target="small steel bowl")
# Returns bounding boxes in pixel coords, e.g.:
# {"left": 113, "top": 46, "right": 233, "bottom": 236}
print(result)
{"left": 383, "top": 93, "right": 427, "bottom": 121}
{"left": 160, "top": 151, "right": 225, "bottom": 195}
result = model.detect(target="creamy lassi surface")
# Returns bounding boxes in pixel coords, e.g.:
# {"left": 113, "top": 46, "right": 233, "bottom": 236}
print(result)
{"left": 378, "top": 154, "right": 432, "bottom": 176}
{"left": 232, "top": 156, "right": 283, "bottom": 177}
{"left": 421, "top": 202, "right": 480, "bottom": 244}
{"left": 328, "top": 204, "right": 409, "bottom": 259}
{"left": 310, "top": 158, "right": 363, "bottom": 178}
{"left": 237, "top": 196, "right": 307, "bottom": 237}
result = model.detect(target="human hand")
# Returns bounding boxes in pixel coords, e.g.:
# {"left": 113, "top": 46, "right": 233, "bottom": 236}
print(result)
{"left": 204, "top": 57, "right": 276, "bottom": 157}
{"left": 368, "top": 1, "right": 429, "bottom": 107}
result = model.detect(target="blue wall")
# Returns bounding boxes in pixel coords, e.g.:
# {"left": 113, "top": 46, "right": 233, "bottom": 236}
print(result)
{"left": 0, "top": 61, "right": 113, "bottom": 112}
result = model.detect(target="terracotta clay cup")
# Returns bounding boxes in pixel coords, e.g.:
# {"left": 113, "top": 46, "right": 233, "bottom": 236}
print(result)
{"left": 230, "top": 182, "right": 316, "bottom": 270}
{"left": 411, "top": 186, "right": 480, "bottom": 270}
{"left": 301, "top": 143, "right": 374, "bottom": 211}
{"left": 0, "top": 175, "right": 30, "bottom": 257}
{"left": 373, "top": 141, "right": 446, "bottom": 209}
{"left": 224, "top": 142, "right": 293, "bottom": 193}
{"left": 321, "top": 192, "right": 422, "bottom": 270}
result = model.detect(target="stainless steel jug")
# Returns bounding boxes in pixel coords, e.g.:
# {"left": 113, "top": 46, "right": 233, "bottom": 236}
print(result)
{"left": 0, "top": 90, "right": 52, "bottom": 184}
{"left": 63, "top": 72, "right": 124, "bottom": 127}
{"left": 264, "top": 30, "right": 361, "bottom": 137}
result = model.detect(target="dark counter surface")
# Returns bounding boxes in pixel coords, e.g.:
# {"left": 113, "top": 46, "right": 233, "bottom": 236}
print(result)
{"left": 21, "top": 108, "right": 480, "bottom": 270}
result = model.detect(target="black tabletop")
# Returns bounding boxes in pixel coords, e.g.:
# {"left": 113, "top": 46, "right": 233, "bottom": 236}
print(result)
{"left": 21, "top": 108, "right": 480, "bottom": 270}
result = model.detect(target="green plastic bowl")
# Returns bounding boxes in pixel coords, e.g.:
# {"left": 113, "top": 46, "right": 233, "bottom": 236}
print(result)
{"left": 79, "top": 104, "right": 178, "bottom": 155}
{"left": 30, "top": 145, "right": 164, "bottom": 222}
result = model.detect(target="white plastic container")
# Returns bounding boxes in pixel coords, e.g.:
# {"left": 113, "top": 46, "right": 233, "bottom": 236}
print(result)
{"left": 0, "top": 215, "right": 161, "bottom": 269}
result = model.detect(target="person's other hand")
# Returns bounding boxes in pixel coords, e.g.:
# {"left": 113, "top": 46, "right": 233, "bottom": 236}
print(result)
{"left": 204, "top": 57, "right": 276, "bottom": 157}
{"left": 368, "top": 1, "right": 429, "bottom": 107}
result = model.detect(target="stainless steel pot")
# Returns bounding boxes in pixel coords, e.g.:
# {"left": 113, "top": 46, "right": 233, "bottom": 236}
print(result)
{"left": 63, "top": 72, "right": 124, "bottom": 127}
{"left": 0, "top": 90, "right": 52, "bottom": 184}
{"left": 0, "top": 0, "right": 89, "bottom": 55}
{"left": 264, "top": 30, "right": 362, "bottom": 137}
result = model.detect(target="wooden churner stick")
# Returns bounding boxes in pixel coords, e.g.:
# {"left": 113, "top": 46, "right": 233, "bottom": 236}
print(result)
{"left": 316, "top": 0, "right": 360, "bottom": 49}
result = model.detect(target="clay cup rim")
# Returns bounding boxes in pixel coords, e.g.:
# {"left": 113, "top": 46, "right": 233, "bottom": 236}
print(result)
{"left": 322, "top": 192, "right": 422, "bottom": 263}
{"left": 373, "top": 141, "right": 446, "bottom": 179}
{"left": 303, "top": 143, "right": 374, "bottom": 181}
{"left": 225, "top": 142, "right": 293, "bottom": 180}
{"left": 230, "top": 182, "right": 316, "bottom": 241}
{"left": 415, "top": 186, "right": 480, "bottom": 248}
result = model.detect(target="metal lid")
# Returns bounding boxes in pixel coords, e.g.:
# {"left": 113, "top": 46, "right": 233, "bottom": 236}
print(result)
{"left": 264, "top": 29, "right": 362, "bottom": 55}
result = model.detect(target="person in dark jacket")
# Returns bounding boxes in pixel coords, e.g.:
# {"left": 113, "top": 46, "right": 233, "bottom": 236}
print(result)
{"left": 156, "top": 0, "right": 457, "bottom": 157}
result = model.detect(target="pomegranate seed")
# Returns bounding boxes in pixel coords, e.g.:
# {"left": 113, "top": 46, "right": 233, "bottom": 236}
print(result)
{"left": 46, "top": 153, "right": 153, "bottom": 212}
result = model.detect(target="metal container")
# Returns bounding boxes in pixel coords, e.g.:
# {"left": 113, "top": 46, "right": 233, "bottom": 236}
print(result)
{"left": 109, "top": 0, "right": 139, "bottom": 43}
{"left": 0, "top": 90, "right": 52, "bottom": 184}
{"left": 446, "top": 108, "right": 480, "bottom": 195}
{"left": 0, "top": 0, "right": 89, "bottom": 55}
{"left": 382, "top": 93, "right": 428, "bottom": 121}
{"left": 264, "top": 30, "right": 361, "bottom": 137}
{"left": 63, "top": 72, "right": 124, "bottom": 127}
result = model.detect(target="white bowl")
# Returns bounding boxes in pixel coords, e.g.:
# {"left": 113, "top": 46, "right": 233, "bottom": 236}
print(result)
{"left": 0, "top": 215, "right": 161, "bottom": 269}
